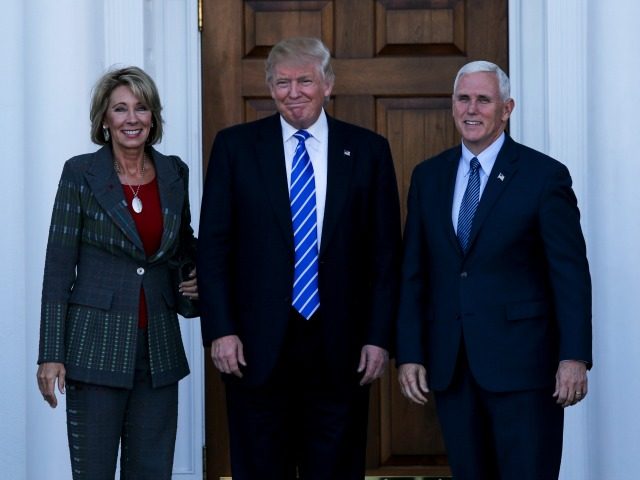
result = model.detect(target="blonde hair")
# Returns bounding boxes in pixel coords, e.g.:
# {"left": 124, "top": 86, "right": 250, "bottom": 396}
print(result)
{"left": 265, "top": 37, "right": 334, "bottom": 86}
{"left": 89, "top": 66, "right": 164, "bottom": 145}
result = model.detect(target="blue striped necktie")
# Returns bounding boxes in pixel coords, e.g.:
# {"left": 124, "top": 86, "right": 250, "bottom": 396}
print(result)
{"left": 457, "top": 157, "right": 481, "bottom": 252}
{"left": 290, "top": 130, "right": 320, "bottom": 319}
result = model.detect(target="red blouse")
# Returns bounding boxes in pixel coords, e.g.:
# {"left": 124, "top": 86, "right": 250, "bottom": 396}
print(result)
{"left": 122, "top": 177, "right": 163, "bottom": 328}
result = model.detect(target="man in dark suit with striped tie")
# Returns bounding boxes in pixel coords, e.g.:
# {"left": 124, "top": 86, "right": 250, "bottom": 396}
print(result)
{"left": 197, "top": 37, "right": 401, "bottom": 480}
{"left": 396, "top": 61, "right": 592, "bottom": 479}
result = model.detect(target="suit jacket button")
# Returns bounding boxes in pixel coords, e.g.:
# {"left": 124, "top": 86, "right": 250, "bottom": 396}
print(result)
{"left": 137, "top": 267, "right": 145, "bottom": 275}
{"left": 460, "top": 271, "right": 468, "bottom": 278}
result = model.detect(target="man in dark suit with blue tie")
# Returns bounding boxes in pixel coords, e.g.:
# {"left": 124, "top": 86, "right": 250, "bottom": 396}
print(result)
{"left": 197, "top": 37, "right": 401, "bottom": 480}
{"left": 396, "top": 61, "right": 592, "bottom": 479}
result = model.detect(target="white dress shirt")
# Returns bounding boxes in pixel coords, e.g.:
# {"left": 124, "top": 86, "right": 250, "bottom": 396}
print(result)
{"left": 280, "top": 110, "right": 328, "bottom": 249}
{"left": 451, "top": 132, "right": 506, "bottom": 233}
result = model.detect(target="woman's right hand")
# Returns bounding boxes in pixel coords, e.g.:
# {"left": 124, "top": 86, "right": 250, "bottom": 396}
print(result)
{"left": 37, "top": 362, "right": 66, "bottom": 408}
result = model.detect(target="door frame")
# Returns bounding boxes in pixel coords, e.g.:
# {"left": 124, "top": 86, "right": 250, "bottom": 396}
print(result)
{"left": 191, "top": 1, "right": 589, "bottom": 478}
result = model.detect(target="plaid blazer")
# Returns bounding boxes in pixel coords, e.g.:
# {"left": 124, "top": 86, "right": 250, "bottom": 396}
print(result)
{"left": 38, "top": 145, "right": 195, "bottom": 388}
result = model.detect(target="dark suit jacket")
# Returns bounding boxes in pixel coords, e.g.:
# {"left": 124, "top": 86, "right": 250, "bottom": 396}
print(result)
{"left": 396, "top": 135, "right": 592, "bottom": 392}
{"left": 38, "top": 145, "right": 194, "bottom": 388}
{"left": 198, "top": 113, "right": 402, "bottom": 387}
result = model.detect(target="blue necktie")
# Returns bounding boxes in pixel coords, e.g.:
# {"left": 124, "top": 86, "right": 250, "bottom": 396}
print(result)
{"left": 457, "top": 157, "right": 481, "bottom": 252}
{"left": 290, "top": 130, "right": 320, "bottom": 319}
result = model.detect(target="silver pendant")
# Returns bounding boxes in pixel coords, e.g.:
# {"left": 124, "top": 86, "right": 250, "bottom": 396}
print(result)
{"left": 131, "top": 196, "right": 143, "bottom": 214}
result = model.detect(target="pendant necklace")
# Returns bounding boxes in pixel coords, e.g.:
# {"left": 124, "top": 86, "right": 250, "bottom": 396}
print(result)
{"left": 129, "top": 184, "right": 143, "bottom": 213}
{"left": 114, "top": 154, "right": 147, "bottom": 214}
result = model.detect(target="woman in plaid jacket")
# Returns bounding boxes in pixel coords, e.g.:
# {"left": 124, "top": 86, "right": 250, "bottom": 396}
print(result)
{"left": 36, "top": 66, "right": 198, "bottom": 479}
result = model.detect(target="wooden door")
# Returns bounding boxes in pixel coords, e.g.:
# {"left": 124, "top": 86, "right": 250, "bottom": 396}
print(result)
{"left": 201, "top": 1, "right": 508, "bottom": 478}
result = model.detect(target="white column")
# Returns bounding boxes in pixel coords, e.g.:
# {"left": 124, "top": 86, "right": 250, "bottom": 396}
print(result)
{"left": 23, "top": 1, "right": 104, "bottom": 479}
{"left": 146, "top": 1, "right": 204, "bottom": 477}
{"left": 510, "top": 1, "right": 591, "bottom": 479}
{"left": 0, "top": 2, "right": 27, "bottom": 479}
{"left": 586, "top": 1, "right": 640, "bottom": 478}
{"left": 545, "top": 2, "right": 590, "bottom": 479}
{"left": 104, "top": 0, "right": 145, "bottom": 68}
{"left": 508, "top": 0, "right": 549, "bottom": 153}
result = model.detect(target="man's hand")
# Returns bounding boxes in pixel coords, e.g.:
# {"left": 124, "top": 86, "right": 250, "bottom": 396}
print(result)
{"left": 211, "top": 335, "right": 246, "bottom": 378}
{"left": 398, "top": 363, "right": 429, "bottom": 405}
{"left": 37, "top": 362, "right": 66, "bottom": 408}
{"left": 553, "top": 360, "right": 588, "bottom": 407}
{"left": 357, "top": 345, "right": 389, "bottom": 385}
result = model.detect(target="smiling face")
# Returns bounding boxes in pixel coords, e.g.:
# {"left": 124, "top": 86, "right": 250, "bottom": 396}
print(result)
{"left": 268, "top": 61, "right": 334, "bottom": 130}
{"left": 452, "top": 71, "right": 514, "bottom": 155}
{"left": 103, "top": 85, "right": 152, "bottom": 155}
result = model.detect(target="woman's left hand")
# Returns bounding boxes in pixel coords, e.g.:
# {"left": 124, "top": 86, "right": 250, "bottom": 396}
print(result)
{"left": 179, "top": 267, "right": 198, "bottom": 300}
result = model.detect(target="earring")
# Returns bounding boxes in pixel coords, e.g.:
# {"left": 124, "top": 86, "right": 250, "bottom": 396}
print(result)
{"left": 102, "top": 126, "right": 110, "bottom": 142}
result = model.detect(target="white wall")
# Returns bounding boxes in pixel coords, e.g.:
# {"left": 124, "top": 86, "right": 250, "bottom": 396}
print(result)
{"left": 0, "top": 1, "right": 203, "bottom": 478}
{"left": 0, "top": 2, "right": 27, "bottom": 478}
{"left": 23, "top": 3, "right": 104, "bottom": 477}
{"left": 587, "top": 1, "right": 640, "bottom": 478}
{"left": 511, "top": 0, "right": 640, "bottom": 478}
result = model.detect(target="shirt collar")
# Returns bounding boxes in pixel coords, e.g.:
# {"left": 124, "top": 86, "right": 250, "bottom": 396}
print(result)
{"left": 461, "top": 132, "right": 505, "bottom": 175}
{"left": 280, "top": 109, "right": 327, "bottom": 143}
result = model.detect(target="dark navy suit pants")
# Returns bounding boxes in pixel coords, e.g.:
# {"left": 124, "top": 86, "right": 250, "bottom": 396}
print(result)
{"left": 434, "top": 344, "right": 564, "bottom": 480}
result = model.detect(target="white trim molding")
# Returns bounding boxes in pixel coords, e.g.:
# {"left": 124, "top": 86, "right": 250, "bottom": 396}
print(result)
{"left": 546, "top": 0, "right": 589, "bottom": 217}
{"left": 508, "top": 0, "right": 549, "bottom": 153}
{"left": 104, "top": 0, "right": 145, "bottom": 68}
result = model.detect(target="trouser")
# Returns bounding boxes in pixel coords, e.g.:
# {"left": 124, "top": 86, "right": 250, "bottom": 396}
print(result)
{"left": 434, "top": 345, "right": 564, "bottom": 480}
{"left": 66, "top": 328, "right": 179, "bottom": 480}
{"left": 225, "top": 309, "right": 370, "bottom": 480}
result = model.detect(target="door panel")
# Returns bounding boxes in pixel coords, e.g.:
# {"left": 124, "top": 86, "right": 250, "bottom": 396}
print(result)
{"left": 202, "top": 1, "right": 507, "bottom": 478}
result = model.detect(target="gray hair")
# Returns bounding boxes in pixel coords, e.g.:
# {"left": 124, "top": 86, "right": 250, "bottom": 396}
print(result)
{"left": 265, "top": 37, "right": 335, "bottom": 86}
{"left": 453, "top": 61, "right": 511, "bottom": 101}
{"left": 89, "top": 66, "right": 164, "bottom": 145}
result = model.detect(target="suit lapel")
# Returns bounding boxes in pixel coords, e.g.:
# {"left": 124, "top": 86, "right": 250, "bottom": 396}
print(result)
{"left": 150, "top": 149, "right": 184, "bottom": 262}
{"left": 83, "top": 145, "right": 145, "bottom": 254}
{"left": 442, "top": 147, "right": 464, "bottom": 254}
{"left": 256, "top": 114, "right": 356, "bottom": 255}
{"left": 466, "top": 136, "right": 519, "bottom": 252}
{"left": 256, "top": 115, "right": 294, "bottom": 251}
{"left": 320, "top": 117, "right": 355, "bottom": 256}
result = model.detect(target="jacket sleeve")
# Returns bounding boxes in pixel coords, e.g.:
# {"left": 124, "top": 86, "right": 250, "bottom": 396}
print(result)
{"left": 539, "top": 163, "right": 592, "bottom": 366}
{"left": 170, "top": 156, "right": 199, "bottom": 318}
{"left": 173, "top": 157, "right": 198, "bottom": 261}
{"left": 38, "top": 161, "right": 82, "bottom": 364}
{"left": 197, "top": 132, "right": 237, "bottom": 346}
{"left": 395, "top": 166, "right": 428, "bottom": 366}
{"left": 365, "top": 135, "right": 402, "bottom": 351}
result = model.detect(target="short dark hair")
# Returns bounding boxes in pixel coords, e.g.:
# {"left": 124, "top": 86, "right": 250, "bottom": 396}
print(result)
{"left": 89, "top": 66, "right": 164, "bottom": 145}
